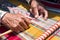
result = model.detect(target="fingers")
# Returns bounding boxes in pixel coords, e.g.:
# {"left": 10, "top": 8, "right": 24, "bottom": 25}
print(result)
{"left": 38, "top": 6, "right": 48, "bottom": 19}
{"left": 15, "top": 18, "right": 30, "bottom": 32}
{"left": 2, "top": 13, "right": 30, "bottom": 33}
{"left": 43, "top": 9, "right": 48, "bottom": 19}
{"left": 23, "top": 17, "right": 31, "bottom": 24}
{"left": 30, "top": 5, "right": 48, "bottom": 19}
{"left": 6, "top": 18, "right": 24, "bottom": 32}
{"left": 30, "top": 7, "right": 39, "bottom": 18}
{"left": 15, "top": 17, "right": 29, "bottom": 30}
{"left": 10, "top": 27, "right": 19, "bottom": 33}
{"left": 10, "top": 24, "right": 25, "bottom": 33}
{"left": 17, "top": 24, "right": 25, "bottom": 32}
{"left": 12, "top": 14, "right": 30, "bottom": 32}
{"left": 39, "top": 13, "right": 43, "bottom": 18}
{"left": 19, "top": 20, "right": 29, "bottom": 30}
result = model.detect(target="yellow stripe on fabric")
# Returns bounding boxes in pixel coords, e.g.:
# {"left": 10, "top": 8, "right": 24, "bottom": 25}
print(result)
{"left": 46, "top": 36, "right": 60, "bottom": 40}
{"left": 8, "top": 0, "right": 30, "bottom": 10}
{"left": 25, "top": 24, "right": 44, "bottom": 38}
{"left": 50, "top": 36, "right": 60, "bottom": 40}
{"left": 52, "top": 16, "right": 60, "bottom": 20}
{"left": 48, "top": 11, "right": 60, "bottom": 21}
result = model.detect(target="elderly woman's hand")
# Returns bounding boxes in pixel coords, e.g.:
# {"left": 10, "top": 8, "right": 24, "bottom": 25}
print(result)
{"left": 1, "top": 13, "right": 30, "bottom": 33}
{"left": 30, "top": 0, "right": 48, "bottom": 19}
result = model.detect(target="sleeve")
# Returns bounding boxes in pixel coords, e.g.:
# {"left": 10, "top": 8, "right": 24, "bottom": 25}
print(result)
{"left": 26, "top": 0, "right": 31, "bottom": 4}
{"left": 0, "top": 10, "right": 7, "bottom": 19}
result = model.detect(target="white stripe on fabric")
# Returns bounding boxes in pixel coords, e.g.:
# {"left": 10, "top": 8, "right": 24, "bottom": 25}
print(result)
{"left": 19, "top": 33, "right": 33, "bottom": 40}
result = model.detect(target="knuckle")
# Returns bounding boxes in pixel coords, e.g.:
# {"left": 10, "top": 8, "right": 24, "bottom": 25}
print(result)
{"left": 12, "top": 24, "right": 18, "bottom": 28}
{"left": 19, "top": 18, "right": 23, "bottom": 22}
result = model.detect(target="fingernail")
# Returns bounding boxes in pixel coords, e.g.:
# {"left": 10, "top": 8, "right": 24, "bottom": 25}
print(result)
{"left": 35, "top": 15, "right": 38, "bottom": 18}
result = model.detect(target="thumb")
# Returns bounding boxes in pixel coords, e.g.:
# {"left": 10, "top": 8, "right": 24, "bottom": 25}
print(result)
{"left": 32, "top": 7, "right": 39, "bottom": 18}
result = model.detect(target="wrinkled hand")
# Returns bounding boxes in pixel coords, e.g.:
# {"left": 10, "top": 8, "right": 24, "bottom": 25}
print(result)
{"left": 2, "top": 13, "right": 30, "bottom": 33}
{"left": 30, "top": 0, "right": 48, "bottom": 19}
